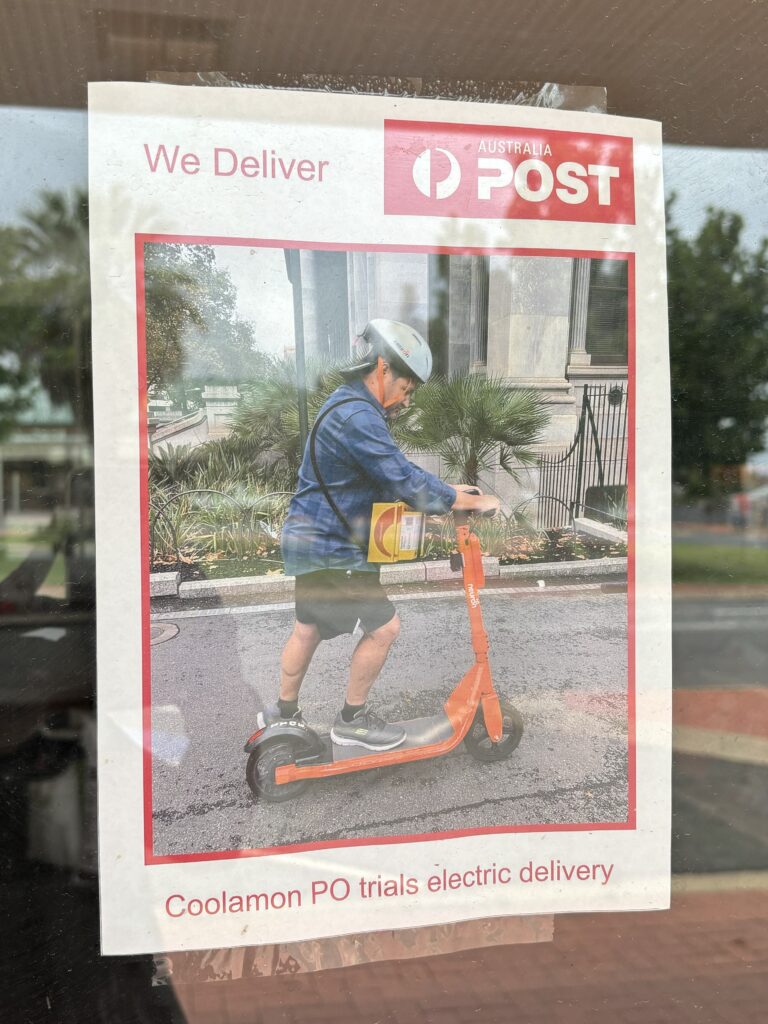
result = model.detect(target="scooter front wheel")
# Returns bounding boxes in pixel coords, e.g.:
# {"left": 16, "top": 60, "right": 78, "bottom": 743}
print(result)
{"left": 246, "top": 741, "right": 310, "bottom": 802}
{"left": 464, "top": 699, "right": 524, "bottom": 763}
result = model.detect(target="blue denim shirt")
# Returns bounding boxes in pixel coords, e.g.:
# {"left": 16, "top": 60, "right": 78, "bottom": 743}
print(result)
{"left": 281, "top": 380, "right": 456, "bottom": 575}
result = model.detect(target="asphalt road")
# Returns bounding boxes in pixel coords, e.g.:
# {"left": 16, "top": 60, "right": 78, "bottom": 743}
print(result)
{"left": 672, "top": 595, "right": 768, "bottom": 874}
{"left": 150, "top": 589, "right": 628, "bottom": 857}
{"left": 673, "top": 597, "right": 768, "bottom": 689}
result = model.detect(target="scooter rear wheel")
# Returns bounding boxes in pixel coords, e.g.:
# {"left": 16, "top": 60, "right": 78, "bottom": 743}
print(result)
{"left": 246, "top": 740, "right": 310, "bottom": 802}
{"left": 464, "top": 699, "right": 524, "bottom": 763}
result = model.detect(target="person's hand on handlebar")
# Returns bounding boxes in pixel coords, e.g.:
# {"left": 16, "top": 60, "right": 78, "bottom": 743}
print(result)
{"left": 450, "top": 486, "right": 500, "bottom": 516}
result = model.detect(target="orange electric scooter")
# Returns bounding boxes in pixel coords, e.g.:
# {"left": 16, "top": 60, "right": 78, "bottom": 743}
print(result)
{"left": 243, "top": 504, "right": 524, "bottom": 802}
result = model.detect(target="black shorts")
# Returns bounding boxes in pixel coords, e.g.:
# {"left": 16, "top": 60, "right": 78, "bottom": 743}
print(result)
{"left": 294, "top": 569, "right": 396, "bottom": 640}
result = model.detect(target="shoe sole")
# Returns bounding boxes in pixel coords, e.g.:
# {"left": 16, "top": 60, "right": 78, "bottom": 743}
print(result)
{"left": 255, "top": 711, "right": 306, "bottom": 730}
{"left": 329, "top": 729, "right": 407, "bottom": 752}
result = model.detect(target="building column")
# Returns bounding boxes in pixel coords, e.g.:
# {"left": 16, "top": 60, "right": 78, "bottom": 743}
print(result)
{"left": 355, "top": 252, "right": 430, "bottom": 339}
{"left": 347, "top": 252, "right": 370, "bottom": 338}
{"left": 299, "top": 250, "right": 350, "bottom": 361}
{"left": 202, "top": 385, "right": 240, "bottom": 439}
{"left": 485, "top": 254, "right": 579, "bottom": 514}
{"left": 469, "top": 256, "right": 490, "bottom": 368}
{"left": 567, "top": 258, "right": 592, "bottom": 371}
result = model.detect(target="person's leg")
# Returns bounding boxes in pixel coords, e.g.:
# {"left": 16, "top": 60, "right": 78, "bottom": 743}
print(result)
{"left": 279, "top": 620, "right": 322, "bottom": 702}
{"left": 330, "top": 613, "right": 406, "bottom": 751}
{"left": 345, "top": 614, "right": 401, "bottom": 706}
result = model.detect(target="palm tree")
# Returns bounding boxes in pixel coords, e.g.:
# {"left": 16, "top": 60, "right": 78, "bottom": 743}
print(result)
{"left": 15, "top": 189, "right": 91, "bottom": 429}
{"left": 232, "top": 361, "right": 550, "bottom": 493}
{"left": 231, "top": 358, "right": 348, "bottom": 485}
{"left": 397, "top": 374, "right": 549, "bottom": 487}
{"left": 148, "top": 443, "right": 202, "bottom": 489}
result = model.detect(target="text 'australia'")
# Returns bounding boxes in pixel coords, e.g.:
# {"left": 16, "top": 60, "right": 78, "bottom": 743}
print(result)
{"left": 384, "top": 118, "right": 635, "bottom": 224}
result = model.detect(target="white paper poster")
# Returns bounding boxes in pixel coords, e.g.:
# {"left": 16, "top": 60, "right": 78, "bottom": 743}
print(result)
{"left": 88, "top": 82, "right": 671, "bottom": 955}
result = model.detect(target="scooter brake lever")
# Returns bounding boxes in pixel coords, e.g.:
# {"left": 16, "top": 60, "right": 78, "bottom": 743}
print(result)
{"left": 464, "top": 487, "right": 498, "bottom": 518}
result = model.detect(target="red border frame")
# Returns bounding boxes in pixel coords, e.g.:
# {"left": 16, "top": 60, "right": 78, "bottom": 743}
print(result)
{"left": 136, "top": 235, "right": 637, "bottom": 866}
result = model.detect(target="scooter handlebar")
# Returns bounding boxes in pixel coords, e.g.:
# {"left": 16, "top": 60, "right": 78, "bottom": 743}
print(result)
{"left": 454, "top": 488, "right": 500, "bottom": 521}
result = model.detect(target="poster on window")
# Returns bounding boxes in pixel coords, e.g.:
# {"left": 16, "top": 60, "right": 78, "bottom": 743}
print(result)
{"left": 88, "top": 82, "right": 670, "bottom": 955}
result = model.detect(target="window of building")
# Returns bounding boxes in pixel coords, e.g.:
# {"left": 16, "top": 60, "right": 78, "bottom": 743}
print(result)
{"left": 586, "top": 257, "right": 629, "bottom": 365}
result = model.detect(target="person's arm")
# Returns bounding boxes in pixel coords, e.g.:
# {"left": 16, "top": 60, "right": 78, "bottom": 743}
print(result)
{"left": 342, "top": 409, "right": 454, "bottom": 513}
{"left": 450, "top": 487, "right": 500, "bottom": 515}
{"left": 342, "top": 410, "right": 499, "bottom": 516}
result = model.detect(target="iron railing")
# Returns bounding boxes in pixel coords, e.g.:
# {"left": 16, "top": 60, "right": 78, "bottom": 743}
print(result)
{"left": 537, "top": 384, "right": 628, "bottom": 530}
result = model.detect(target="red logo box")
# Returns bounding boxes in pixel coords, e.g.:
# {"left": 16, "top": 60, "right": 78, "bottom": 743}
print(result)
{"left": 384, "top": 119, "right": 635, "bottom": 224}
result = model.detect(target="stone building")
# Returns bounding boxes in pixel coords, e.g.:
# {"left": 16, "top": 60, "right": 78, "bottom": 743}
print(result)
{"left": 148, "top": 385, "right": 240, "bottom": 451}
{"left": 148, "top": 248, "right": 628, "bottom": 523}
{"left": 295, "top": 249, "right": 629, "bottom": 515}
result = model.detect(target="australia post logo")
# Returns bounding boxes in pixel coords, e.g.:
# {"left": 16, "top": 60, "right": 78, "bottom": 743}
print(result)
{"left": 384, "top": 119, "right": 635, "bottom": 224}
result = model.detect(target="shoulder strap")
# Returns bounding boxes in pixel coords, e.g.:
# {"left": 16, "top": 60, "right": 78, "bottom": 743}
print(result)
{"left": 308, "top": 396, "right": 384, "bottom": 551}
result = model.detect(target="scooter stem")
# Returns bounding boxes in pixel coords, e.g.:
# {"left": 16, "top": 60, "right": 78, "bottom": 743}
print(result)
{"left": 455, "top": 521, "right": 504, "bottom": 741}
{"left": 456, "top": 523, "right": 489, "bottom": 661}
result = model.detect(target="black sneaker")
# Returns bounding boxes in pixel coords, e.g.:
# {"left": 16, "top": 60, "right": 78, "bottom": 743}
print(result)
{"left": 255, "top": 704, "right": 304, "bottom": 730}
{"left": 330, "top": 706, "right": 406, "bottom": 751}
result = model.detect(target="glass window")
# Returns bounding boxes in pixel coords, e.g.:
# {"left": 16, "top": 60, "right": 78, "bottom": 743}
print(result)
{"left": 586, "top": 257, "right": 629, "bottom": 365}
{"left": 1, "top": 6, "right": 767, "bottom": 1023}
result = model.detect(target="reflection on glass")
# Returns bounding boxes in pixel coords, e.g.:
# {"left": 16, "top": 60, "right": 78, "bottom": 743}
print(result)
{"left": 0, "top": 95, "right": 767, "bottom": 1021}
{"left": 1, "top": 197, "right": 92, "bottom": 606}
{"left": 666, "top": 152, "right": 768, "bottom": 909}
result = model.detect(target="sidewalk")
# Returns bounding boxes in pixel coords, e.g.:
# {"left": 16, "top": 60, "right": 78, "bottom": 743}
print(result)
{"left": 173, "top": 885, "right": 768, "bottom": 1023}
{"left": 674, "top": 688, "right": 768, "bottom": 767}
{"left": 674, "top": 582, "right": 768, "bottom": 599}
{"left": 149, "top": 555, "right": 628, "bottom": 604}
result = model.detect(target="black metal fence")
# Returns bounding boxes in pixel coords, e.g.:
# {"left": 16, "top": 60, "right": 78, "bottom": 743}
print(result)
{"left": 537, "top": 384, "right": 628, "bottom": 530}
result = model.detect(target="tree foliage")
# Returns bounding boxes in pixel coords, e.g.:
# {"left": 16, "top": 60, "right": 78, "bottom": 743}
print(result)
{"left": 144, "top": 243, "right": 269, "bottom": 404}
{"left": 398, "top": 374, "right": 549, "bottom": 486}
{"left": 0, "top": 190, "right": 92, "bottom": 434}
{"left": 0, "top": 196, "right": 268, "bottom": 439}
{"left": 153, "top": 364, "right": 550, "bottom": 497}
{"left": 0, "top": 226, "right": 33, "bottom": 435}
{"left": 668, "top": 203, "right": 768, "bottom": 496}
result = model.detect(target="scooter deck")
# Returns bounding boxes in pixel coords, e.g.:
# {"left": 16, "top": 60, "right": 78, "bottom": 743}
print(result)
{"left": 276, "top": 664, "right": 491, "bottom": 783}
{"left": 291, "top": 711, "right": 456, "bottom": 771}
{"left": 325, "top": 711, "right": 455, "bottom": 763}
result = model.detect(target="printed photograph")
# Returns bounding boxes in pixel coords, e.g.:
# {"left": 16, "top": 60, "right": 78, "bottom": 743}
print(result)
{"left": 143, "top": 239, "right": 632, "bottom": 860}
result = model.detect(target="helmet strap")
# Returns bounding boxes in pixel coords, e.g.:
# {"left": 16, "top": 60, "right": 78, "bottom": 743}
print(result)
{"left": 375, "top": 356, "right": 402, "bottom": 409}
{"left": 374, "top": 358, "right": 409, "bottom": 409}
{"left": 376, "top": 356, "right": 385, "bottom": 404}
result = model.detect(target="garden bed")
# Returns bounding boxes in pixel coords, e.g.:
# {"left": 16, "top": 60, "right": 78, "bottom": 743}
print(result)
{"left": 150, "top": 553, "right": 283, "bottom": 581}
{"left": 150, "top": 528, "right": 626, "bottom": 580}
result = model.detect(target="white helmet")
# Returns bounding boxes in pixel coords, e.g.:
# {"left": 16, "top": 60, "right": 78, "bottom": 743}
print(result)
{"left": 343, "top": 319, "right": 433, "bottom": 383}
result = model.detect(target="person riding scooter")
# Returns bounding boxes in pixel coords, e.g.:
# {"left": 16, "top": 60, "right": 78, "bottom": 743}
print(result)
{"left": 260, "top": 318, "right": 499, "bottom": 752}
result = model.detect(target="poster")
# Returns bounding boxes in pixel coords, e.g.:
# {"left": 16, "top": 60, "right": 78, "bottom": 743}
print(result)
{"left": 88, "top": 82, "right": 670, "bottom": 956}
